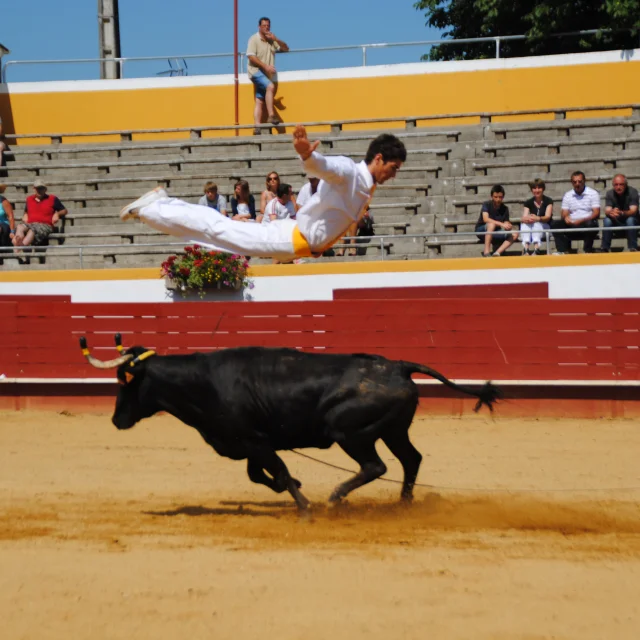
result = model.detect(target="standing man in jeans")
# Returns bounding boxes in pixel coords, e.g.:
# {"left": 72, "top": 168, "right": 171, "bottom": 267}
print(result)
{"left": 601, "top": 174, "right": 639, "bottom": 253}
{"left": 552, "top": 171, "right": 600, "bottom": 254}
{"left": 247, "top": 17, "right": 289, "bottom": 135}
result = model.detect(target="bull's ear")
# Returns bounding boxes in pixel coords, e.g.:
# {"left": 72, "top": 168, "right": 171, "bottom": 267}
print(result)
{"left": 125, "top": 372, "right": 134, "bottom": 384}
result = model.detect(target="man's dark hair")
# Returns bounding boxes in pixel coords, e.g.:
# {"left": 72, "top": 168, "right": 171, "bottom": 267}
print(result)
{"left": 571, "top": 170, "right": 586, "bottom": 181}
{"left": 277, "top": 183, "right": 291, "bottom": 199}
{"left": 491, "top": 184, "right": 505, "bottom": 196}
{"left": 365, "top": 134, "right": 407, "bottom": 164}
{"left": 259, "top": 16, "right": 270, "bottom": 25}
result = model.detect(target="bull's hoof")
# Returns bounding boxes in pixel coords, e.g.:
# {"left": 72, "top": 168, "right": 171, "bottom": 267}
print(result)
{"left": 297, "top": 506, "right": 314, "bottom": 522}
{"left": 327, "top": 497, "right": 349, "bottom": 512}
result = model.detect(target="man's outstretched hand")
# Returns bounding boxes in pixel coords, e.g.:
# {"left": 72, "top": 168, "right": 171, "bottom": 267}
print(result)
{"left": 293, "top": 125, "right": 320, "bottom": 161}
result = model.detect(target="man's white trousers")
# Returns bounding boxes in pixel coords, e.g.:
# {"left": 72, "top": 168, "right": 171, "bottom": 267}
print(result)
{"left": 140, "top": 198, "right": 299, "bottom": 260}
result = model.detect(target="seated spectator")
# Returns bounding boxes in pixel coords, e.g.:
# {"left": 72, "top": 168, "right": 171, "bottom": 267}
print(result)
{"left": 0, "top": 116, "right": 7, "bottom": 178}
{"left": 259, "top": 183, "right": 295, "bottom": 223}
{"left": 230, "top": 180, "right": 256, "bottom": 221}
{"left": 475, "top": 184, "right": 518, "bottom": 257}
{"left": 521, "top": 179, "right": 553, "bottom": 255}
{"left": 551, "top": 171, "right": 600, "bottom": 254}
{"left": 12, "top": 179, "right": 67, "bottom": 250}
{"left": 198, "top": 181, "right": 228, "bottom": 216}
{"left": 601, "top": 173, "right": 639, "bottom": 253}
{"left": 0, "top": 184, "right": 16, "bottom": 248}
{"left": 296, "top": 176, "right": 320, "bottom": 210}
{"left": 260, "top": 171, "right": 280, "bottom": 215}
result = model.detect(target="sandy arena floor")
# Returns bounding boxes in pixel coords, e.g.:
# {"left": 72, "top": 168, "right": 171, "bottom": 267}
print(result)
{"left": 1, "top": 410, "right": 639, "bottom": 640}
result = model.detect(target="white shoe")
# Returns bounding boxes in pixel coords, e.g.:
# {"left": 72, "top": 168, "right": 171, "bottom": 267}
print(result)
{"left": 120, "top": 186, "right": 168, "bottom": 221}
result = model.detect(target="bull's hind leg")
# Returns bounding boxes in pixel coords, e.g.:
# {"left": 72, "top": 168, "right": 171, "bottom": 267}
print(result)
{"left": 381, "top": 428, "right": 422, "bottom": 502}
{"left": 328, "top": 442, "right": 387, "bottom": 504}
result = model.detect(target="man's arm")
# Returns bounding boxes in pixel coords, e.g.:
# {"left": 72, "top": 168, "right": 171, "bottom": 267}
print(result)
{"left": 246, "top": 35, "right": 276, "bottom": 76}
{"left": 218, "top": 194, "right": 228, "bottom": 216}
{"left": 293, "top": 125, "right": 354, "bottom": 185}
{"left": 247, "top": 55, "right": 274, "bottom": 76}
{"left": 266, "top": 32, "right": 289, "bottom": 52}
{"left": 53, "top": 197, "right": 67, "bottom": 217}
{"left": 589, "top": 192, "right": 600, "bottom": 221}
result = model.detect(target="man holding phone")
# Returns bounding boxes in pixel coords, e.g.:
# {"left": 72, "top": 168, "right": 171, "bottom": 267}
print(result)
{"left": 247, "top": 17, "right": 289, "bottom": 135}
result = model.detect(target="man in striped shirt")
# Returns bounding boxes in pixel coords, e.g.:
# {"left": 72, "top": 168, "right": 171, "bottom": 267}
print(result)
{"left": 552, "top": 171, "right": 600, "bottom": 254}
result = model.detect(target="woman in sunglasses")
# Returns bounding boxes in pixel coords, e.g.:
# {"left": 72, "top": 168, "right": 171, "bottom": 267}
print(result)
{"left": 260, "top": 172, "right": 280, "bottom": 217}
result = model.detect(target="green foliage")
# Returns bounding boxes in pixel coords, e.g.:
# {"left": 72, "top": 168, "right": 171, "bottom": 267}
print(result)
{"left": 414, "top": 0, "right": 640, "bottom": 60}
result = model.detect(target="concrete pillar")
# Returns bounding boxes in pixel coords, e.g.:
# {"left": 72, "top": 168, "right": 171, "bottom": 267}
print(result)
{"left": 98, "top": 0, "right": 121, "bottom": 79}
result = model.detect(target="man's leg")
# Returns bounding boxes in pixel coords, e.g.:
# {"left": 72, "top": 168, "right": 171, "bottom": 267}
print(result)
{"left": 601, "top": 217, "right": 616, "bottom": 251}
{"left": 254, "top": 96, "right": 265, "bottom": 129}
{"left": 625, "top": 215, "right": 639, "bottom": 251}
{"left": 494, "top": 231, "right": 518, "bottom": 256}
{"left": 265, "top": 82, "right": 277, "bottom": 123}
{"left": 551, "top": 219, "right": 569, "bottom": 253}
{"left": 582, "top": 220, "right": 598, "bottom": 252}
{"left": 483, "top": 222, "right": 497, "bottom": 255}
{"left": 139, "top": 197, "right": 298, "bottom": 260}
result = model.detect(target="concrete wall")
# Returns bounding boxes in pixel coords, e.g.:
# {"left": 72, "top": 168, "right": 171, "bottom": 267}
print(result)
{"left": 0, "top": 254, "right": 638, "bottom": 302}
{"left": 0, "top": 50, "right": 639, "bottom": 141}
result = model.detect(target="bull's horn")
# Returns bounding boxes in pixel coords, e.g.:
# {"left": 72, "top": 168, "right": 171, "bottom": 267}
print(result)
{"left": 79, "top": 336, "right": 133, "bottom": 369}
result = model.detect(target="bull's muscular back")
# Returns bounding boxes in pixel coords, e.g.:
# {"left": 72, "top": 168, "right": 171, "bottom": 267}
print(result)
{"left": 148, "top": 347, "right": 419, "bottom": 455}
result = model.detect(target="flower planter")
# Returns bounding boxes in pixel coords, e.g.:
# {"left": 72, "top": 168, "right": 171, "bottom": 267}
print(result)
{"left": 164, "top": 278, "right": 247, "bottom": 301}
{"left": 161, "top": 247, "right": 253, "bottom": 302}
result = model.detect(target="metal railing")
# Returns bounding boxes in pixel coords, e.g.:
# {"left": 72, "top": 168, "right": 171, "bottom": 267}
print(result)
{"left": 2, "top": 28, "right": 637, "bottom": 83}
{"left": 0, "top": 224, "right": 636, "bottom": 268}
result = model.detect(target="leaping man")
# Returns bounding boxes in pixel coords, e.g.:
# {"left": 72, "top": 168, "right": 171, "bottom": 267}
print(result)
{"left": 120, "top": 126, "right": 406, "bottom": 261}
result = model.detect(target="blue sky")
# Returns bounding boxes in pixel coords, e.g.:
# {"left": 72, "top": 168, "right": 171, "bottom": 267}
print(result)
{"left": 1, "top": 0, "right": 444, "bottom": 82}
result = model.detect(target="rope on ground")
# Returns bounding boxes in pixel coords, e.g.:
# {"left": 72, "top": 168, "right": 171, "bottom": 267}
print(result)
{"left": 290, "top": 449, "right": 640, "bottom": 494}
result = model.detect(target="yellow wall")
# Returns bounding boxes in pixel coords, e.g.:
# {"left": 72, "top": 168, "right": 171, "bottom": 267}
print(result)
{"left": 2, "top": 55, "right": 640, "bottom": 144}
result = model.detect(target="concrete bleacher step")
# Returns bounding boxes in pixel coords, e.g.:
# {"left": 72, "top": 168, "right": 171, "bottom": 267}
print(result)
{"left": 486, "top": 118, "right": 640, "bottom": 142}
{"left": 1, "top": 111, "right": 639, "bottom": 269}
{"left": 468, "top": 152, "right": 640, "bottom": 179}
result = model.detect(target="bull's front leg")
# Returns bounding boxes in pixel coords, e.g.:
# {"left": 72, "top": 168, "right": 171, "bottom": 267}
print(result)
{"left": 247, "top": 459, "right": 302, "bottom": 493}
{"left": 247, "top": 450, "right": 311, "bottom": 511}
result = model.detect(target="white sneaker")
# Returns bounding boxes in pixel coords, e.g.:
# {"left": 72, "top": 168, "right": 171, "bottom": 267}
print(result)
{"left": 120, "top": 186, "right": 168, "bottom": 221}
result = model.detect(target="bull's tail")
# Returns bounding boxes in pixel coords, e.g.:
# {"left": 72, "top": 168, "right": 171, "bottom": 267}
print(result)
{"left": 401, "top": 362, "right": 502, "bottom": 413}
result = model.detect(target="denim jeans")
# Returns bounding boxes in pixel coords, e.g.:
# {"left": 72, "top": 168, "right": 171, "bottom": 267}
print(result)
{"left": 602, "top": 215, "right": 639, "bottom": 250}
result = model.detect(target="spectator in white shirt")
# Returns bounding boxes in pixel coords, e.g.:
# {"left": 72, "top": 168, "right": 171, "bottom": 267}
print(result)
{"left": 552, "top": 171, "right": 600, "bottom": 254}
{"left": 197, "top": 181, "right": 228, "bottom": 216}
{"left": 296, "top": 176, "right": 320, "bottom": 210}
{"left": 259, "top": 183, "right": 295, "bottom": 224}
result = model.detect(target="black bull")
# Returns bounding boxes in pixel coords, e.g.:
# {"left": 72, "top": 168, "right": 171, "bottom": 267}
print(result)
{"left": 80, "top": 336, "right": 500, "bottom": 511}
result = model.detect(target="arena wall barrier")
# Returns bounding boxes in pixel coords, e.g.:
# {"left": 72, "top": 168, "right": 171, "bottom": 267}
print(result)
{"left": 333, "top": 282, "right": 549, "bottom": 300}
{"left": 1, "top": 49, "right": 639, "bottom": 141}
{"left": 1, "top": 296, "right": 639, "bottom": 418}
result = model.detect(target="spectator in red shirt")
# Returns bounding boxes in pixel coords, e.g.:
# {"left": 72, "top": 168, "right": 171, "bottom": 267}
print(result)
{"left": 12, "top": 179, "right": 67, "bottom": 249}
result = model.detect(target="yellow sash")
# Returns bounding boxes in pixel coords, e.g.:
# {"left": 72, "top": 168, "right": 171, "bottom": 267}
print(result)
{"left": 291, "top": 185, "right": 376, "bottom": 258}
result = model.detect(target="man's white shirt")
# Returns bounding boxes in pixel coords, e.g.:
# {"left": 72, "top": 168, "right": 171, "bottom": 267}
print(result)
{"left": 561, "top": 186, "right": 600, "bottom": 222}
{"left": 297, "top": 153, "right": 374, "bottom": 249}
{"left": 296, "top": 181, "right": 319, "bottom": 209}
{"left": 262, "top": 197, "right": 296, "bottom": 224}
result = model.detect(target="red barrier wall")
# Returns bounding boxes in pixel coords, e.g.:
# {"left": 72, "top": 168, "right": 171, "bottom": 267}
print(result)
{"left": 333, "top": 283, "right": 549, "bottom": 300}
{"left": 1, "top": 297, "right": 639, "bottom": 382}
